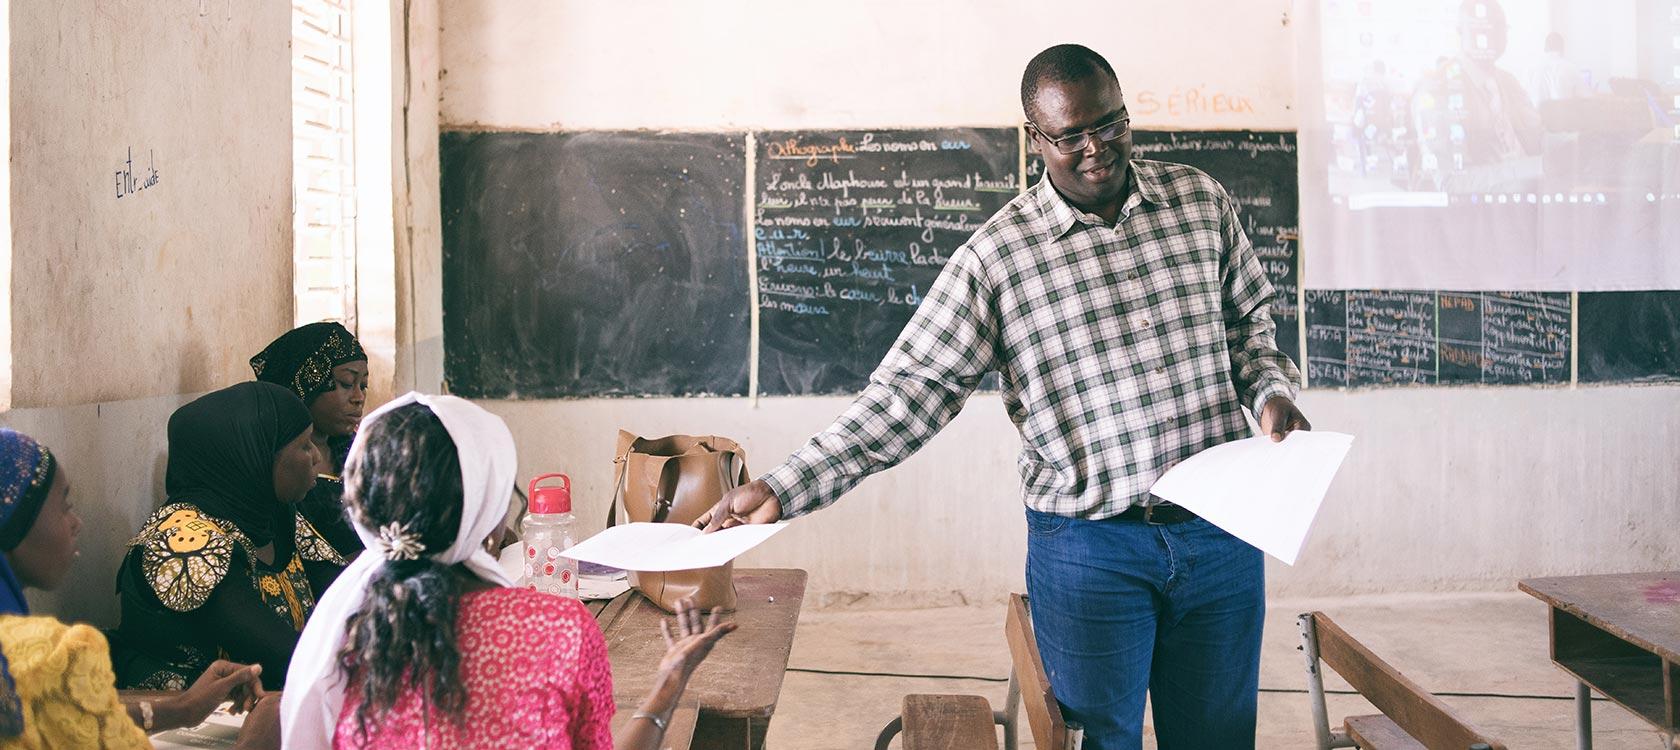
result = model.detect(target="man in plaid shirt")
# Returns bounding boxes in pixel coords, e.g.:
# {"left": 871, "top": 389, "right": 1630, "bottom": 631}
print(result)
{"left": 702, "top": 44, "right": 1309, "bottom": 749}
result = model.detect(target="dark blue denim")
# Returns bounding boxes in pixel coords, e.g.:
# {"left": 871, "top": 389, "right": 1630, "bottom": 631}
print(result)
{"left": 1024, "top": 507, "right": 1265, "bottom": 750}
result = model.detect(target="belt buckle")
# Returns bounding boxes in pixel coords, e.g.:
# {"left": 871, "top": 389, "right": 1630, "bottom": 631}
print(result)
{"left": 1143, "top": 504, "right": 1162, "bottom": 525}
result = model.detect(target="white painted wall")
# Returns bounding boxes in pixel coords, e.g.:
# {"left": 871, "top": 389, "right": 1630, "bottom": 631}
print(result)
{"left": 480, "top": 386, "right": 1680, "bottom": 606}
{"left": 10, "top": 0, "right": 292, "bottom": 408}
{"left": 439, "top": 0, "right": 1297, "bottom": 131}
{"left": 419, "top": 1, "right": 1680, "bottom": 604}
{"left": 3, "top": 0, "right": 293, "bottom": 624}
{"left": 3, "top": 394, "right": 197, "bottom": 625}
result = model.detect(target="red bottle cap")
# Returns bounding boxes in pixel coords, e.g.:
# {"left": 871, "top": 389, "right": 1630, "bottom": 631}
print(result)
{"left": 527, "top": 473, "right": 572, "bottom": 514}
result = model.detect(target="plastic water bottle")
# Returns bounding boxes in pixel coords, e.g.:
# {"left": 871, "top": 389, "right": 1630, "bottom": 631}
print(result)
{"left": 521, "top": 473, "right": 578, "bottom": 598}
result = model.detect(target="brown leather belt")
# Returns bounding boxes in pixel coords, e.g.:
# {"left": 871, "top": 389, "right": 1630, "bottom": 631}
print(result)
{"left": 1115, "top": 503, "right": 1198, "bottom": 525}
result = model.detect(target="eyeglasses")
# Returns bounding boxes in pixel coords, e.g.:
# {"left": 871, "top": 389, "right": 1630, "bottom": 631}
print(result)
{"left": 1030, "top": 115, "right": 1132, "bottom": 155}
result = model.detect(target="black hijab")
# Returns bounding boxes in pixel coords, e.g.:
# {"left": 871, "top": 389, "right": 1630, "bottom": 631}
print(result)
{"left": 249, "top": 322, "right": 367, "bottom": 405}
{"left": 166, "top": 382, "right": 312, "bottom": 547}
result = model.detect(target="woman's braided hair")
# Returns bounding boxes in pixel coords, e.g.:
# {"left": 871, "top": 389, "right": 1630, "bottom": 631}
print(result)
{"left": 336, "top": 403, "right": 470, "bottom": 739}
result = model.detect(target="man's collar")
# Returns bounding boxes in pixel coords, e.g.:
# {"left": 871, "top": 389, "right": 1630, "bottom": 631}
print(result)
{"left": 1032, "top": 160, "right": 1167, "bottom": 238}
{"left": 1131, "top": 160, "right": 1169, "bottom": 207}
{"left": 1031, "top": 176, "right": 1083, "bottom": 240}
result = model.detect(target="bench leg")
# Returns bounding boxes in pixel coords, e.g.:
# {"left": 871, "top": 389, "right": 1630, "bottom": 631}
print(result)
{"left": 1574, "top": 681, "right": 1592, "bottom": 750}
{"left": 874, "top": 717, "right": 903, "bottom": 750}
{"left": 693, "top": 715, "right": 759, "bottom": 750}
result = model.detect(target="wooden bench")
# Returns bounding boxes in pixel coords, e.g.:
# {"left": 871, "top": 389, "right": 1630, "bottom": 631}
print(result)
{"left": 877, "top": 595, "right": 1072, "bottom": 750}
{"left": 878, "top": 593, "right": 1090, "bottom": 750}
{"left": 1298, "top": 611, "right": 1505, "bottom": 750}
{"left": 898, "top": 694, "right": 999, "bottom": 750}
{"left": 1007, "top": 593, "right": 1081, "bottom": 750}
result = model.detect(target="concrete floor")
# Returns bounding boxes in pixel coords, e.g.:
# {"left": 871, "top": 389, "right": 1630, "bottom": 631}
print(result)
{"left": 763, "top": 591, "right": 1675, "bottom": 749}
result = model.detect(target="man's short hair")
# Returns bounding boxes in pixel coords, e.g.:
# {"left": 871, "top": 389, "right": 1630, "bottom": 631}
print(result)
{"left": 1020, "top": 44, "right": 1118, "bottom": 121}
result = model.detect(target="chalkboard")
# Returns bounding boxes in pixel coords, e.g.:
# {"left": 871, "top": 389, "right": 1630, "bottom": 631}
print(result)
{"left": 1305, "top": 290, "right": 1571, "bottom": 387}
{"left": 1029, "top": 130, "right": 1302, "bottom": 366}
{"left": 436, "top": 126, "right": 1670, "bottom": 399}
{"left": 440, "top": 130, "right": 751, "bottom": 397}
{"left": 1579, "top": 291, "right": 1680, "bottom": 383}
{"left": 1438, "top": 292, "right": 1572, "bottom": 385}
{"left": 754, "top": 129, "right": 1019, "bottom": 395}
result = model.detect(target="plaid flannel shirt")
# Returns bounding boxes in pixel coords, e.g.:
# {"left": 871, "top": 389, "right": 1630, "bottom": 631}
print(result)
{"left": 762, "top": 159, "right": 1301, "bottom": 519}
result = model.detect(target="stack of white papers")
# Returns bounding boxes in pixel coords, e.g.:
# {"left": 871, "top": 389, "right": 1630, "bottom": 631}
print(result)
{"left": 562, "top": 522, "right": 789, "bottom": 571}
{"left": 1148, "top": 432, "right": 1354, "bottom": 565}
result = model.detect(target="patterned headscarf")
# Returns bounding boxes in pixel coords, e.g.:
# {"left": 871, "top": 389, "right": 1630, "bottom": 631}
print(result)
{"left": 0, "top": 429, "right": 56, "bottom": 738}
{"left": 282, "top": 393, "right": 518, "bottom": 748}
{"left": 250, "top": 322, "right": 367, "bottom": 404}
{"left": 0, "top": 430, "right": 57, "bottom": 594}
{"left": 166, "top": 383, "right": 314, "bottom": 548}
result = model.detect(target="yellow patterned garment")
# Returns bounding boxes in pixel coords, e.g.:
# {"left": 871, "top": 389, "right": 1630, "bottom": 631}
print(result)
{"left": 0, "top": 616, "right": 149, "bottom": 750}
{"left": 130, "top": 503, "right": 345, "bottom": 618}
{"left": 131, "top": 505, "right": 242, "bottom": 612}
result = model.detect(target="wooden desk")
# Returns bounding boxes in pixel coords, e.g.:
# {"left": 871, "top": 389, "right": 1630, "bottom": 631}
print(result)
{"left": 1519, "top": 572, "right": 1680, "bottom": 750}
{"left": 611, "top": 698, "right": 701, "bottom": 750}
{"left": 590, "top": 568, "right": 807, "bottom": 750}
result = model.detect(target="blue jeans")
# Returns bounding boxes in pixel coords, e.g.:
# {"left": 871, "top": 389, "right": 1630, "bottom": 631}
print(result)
{"left": 1024, "top": 507, "right": 1265, "bottom": 750}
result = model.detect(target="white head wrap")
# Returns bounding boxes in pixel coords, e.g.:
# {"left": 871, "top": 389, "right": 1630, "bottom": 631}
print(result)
{"left": 280, "top": 392, "right": 517, "bottom": 748}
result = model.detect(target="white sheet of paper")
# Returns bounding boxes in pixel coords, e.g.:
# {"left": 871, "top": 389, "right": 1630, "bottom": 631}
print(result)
{"left": 561, "top": 522, "right": 789, "bottom": 571}
{"left": 1148, "top": 431, "right": 1354, "bottom": 565}
{"left": 150, "top": 704, "right": 243, "bottom": 748}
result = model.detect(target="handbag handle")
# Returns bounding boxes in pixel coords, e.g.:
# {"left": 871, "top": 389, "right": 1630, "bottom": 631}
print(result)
{"left": 650, "top": 460, "right": 680, "bottom": 523}
{"left": 608, "top": 442, "right": 633, "bottom": 529}
{"left": 608, "top": 437, "right": 749, "bottom": 528}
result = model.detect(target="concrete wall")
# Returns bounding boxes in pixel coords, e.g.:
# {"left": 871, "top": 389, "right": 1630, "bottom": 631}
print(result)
{"left": 427, "top": 1, "right": 1680, "bottom": 605}
{"left": 10, "top": 1, "right": 293, "bottom": 408}
{"left": 4, "top": 0, "right": 293, "bottom": 624}
{"left": 438, "top": 0, "right": 1297, "bottom": 131}
{"left": 396, "top": 0, "right": 447, "bottom": 394}
{"left": 3, "top": 395, "right": 196, "bottom": 623}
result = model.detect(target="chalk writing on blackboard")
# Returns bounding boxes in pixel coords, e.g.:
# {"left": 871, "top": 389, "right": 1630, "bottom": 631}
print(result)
{"left": 1127, "top": 131, "right": 1301, "bottom": 366}
{"left": 755, "top": 128, "right": 1019, "bottom": 395}
{"left": 1306, "top": 290, "right": 1436, "bottom": 386}
{"left": 1307, "top": 289, "right": 1570, "bottom": 387}
{"left": 1438, "top": 291, "right": 1571, "bottom": 385}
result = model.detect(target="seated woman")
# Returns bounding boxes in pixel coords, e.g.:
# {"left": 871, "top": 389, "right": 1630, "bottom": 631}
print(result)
{"left": 251, "top": 321, "right": 369, "bottom": 556}
{"left": 0, "top": 428, "right": 280, "bottom": 749}
{"left": 113, "top": 382, "right": 348, "bottom": 691}
{"left": 281, "top": 394, "right": 734, "bottom": 750}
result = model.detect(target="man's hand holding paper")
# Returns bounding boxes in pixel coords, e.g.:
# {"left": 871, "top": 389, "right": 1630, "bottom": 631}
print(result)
{"left": 1149, "top": 431, "right": 1354, "bottom": 565}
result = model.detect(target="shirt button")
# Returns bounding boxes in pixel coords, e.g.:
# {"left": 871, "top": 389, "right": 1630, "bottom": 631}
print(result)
{"left": 1139, "top": 319, "right": 1150, "bottom": 328}
{"left": 1127, "top": 272, "right": 1139, "bottom": 281}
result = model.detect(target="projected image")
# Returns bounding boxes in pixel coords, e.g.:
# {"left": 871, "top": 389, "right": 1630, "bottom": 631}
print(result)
{"left": 1322, "top": 0, "right": 1677, "bottom": 199}
{"left": 1305, "top": 0, "right": 1680, "bottom": 291}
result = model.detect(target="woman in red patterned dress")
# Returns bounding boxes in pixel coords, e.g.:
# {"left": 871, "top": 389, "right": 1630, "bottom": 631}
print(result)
{"left": 279, "top": 393, "right": 734, "bottom": 750}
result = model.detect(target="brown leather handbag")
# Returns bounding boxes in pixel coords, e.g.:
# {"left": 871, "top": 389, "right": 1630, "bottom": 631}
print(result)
{"left": 609, "top": 430, "right": 744, "bottom": 613}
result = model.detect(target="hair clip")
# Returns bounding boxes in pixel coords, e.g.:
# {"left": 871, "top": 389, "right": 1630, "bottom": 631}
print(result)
{"left": 374, "top": 522, "right": 426, "bottom": 561}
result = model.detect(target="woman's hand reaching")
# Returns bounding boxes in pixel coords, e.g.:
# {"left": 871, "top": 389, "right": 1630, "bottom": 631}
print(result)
{"left": 657, "top": 597, "right": 737, "bottom": 683}
{"left": 617, "top": 597, "right": 737, "bottom": 750}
